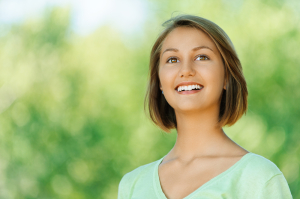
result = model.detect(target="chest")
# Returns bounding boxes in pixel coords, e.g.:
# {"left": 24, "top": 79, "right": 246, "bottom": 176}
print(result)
{"left": 158, "top": 157, "right": 241, "bottom": 199}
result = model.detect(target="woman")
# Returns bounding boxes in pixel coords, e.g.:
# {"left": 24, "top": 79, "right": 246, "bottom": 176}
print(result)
{"left": 118, "top": 15, "right": 293, "bottom": 199}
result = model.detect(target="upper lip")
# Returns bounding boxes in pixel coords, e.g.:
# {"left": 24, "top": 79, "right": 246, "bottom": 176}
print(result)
{"left": 175, "top": 81, "right": 204, "bottom": 90}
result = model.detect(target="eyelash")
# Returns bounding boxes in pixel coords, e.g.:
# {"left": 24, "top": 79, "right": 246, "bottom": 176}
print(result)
{"left": 195, "top": 55, "right": 209, "bottom": 61}
{"left": 167, "top": 57, "right": 179, "bottom": 63}
{"left": 166, "top": 55, "right": 209, "bottom": 63}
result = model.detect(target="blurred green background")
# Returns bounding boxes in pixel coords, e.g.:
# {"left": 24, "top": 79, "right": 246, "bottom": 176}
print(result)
{"left": 0, "top": 0, "right": 299, "bottom": 198}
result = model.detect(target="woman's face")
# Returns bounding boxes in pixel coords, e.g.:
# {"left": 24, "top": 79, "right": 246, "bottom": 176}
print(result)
{"left": 158, "top": 27, "right": 225, "bottom": 114}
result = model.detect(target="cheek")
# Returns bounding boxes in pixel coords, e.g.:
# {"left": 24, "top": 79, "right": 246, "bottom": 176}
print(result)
{"left": 158, "top": 66, "right": 178, "bottom": 107}
{"left": 158, "top": 66, "right": 176, "bottom": 88}
{"left": 203, "top": 64, "right": 225, "bottom": 92}
{"left": 211, "top": 61, "right": 225, "bottom": 82}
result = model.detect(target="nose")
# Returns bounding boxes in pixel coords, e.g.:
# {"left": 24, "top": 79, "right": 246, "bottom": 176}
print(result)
{"left": 179, "top": 60, "right": 196, "bottom": 78}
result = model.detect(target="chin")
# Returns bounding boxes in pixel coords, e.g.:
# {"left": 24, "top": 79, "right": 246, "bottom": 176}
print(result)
{"left": 175, "top": 104, "right": 203, "bottom": 113}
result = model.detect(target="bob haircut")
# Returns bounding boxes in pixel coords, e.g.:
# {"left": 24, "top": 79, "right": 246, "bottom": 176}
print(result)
{"left": 144, "top": 15, "right": 248, "bottom": 133}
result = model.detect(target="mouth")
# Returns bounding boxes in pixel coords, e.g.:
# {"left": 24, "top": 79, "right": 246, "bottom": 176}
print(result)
{"left": 175, "top": 84, "right": 203, "bottom": 92}
{"left": 173, "top": 81, "right": 204, "bottom": 95}
{"left": 175, "top": 84, "right": 204, "bottom": 95}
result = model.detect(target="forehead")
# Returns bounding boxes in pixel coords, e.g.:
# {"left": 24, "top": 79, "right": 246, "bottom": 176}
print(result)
{"left": 161, "top": 26, "right": 218, "bottom": 52}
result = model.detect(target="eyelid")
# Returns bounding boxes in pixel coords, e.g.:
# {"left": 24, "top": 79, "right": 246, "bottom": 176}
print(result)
{"left": 166, "top": 56, "right": 180, "bottom": 63}
{"left": 195, "top": 54, "right": 210, "bottom": 60}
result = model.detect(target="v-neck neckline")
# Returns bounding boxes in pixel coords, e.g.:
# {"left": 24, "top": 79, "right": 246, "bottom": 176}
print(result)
{"left": 153, "top": 152, "right": 253, "bottom": 199}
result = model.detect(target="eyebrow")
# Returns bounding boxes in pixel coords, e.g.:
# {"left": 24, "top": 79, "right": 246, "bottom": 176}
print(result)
{"left": 161, "top": 48, "right": 179, "bottom": 55}
{"left": 162, "top": 45, "right": 214, "bottom": 56}
{"left": 192, "top": 45, "right": 214, "bottom": 52}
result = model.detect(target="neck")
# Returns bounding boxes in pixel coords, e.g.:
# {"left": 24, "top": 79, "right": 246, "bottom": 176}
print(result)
{"left": 169, "top": 108, "right": 230, "bottom": 160}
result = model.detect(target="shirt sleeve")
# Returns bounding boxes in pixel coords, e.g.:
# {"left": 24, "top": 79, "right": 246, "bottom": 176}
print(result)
{"left": 117, "top": 173, "right": 130, "bottom": 199}
{"left": 258, "top": 173, "right": 293, "bottom": 199}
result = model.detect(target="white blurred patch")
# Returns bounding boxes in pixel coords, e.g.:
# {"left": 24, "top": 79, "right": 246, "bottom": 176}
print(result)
{"left": 0, "top": 0, "right": 148, "bottom": 35}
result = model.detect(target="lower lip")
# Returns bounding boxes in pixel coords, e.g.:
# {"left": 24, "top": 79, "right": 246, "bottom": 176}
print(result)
{"left": 176, "top": 88, "right": 203, "bottom": 95}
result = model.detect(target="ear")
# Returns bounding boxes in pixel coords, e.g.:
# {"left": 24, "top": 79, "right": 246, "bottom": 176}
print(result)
{"left": 159, "top": 82, "right": 162, "bottom": 90}
{"left": 223, "top": 80, "right": 227, "bottom": 90}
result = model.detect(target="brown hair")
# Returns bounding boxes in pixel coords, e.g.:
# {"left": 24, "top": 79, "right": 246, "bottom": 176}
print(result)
{"left": 144, "top": 15, "right": 248, "bottom": 133}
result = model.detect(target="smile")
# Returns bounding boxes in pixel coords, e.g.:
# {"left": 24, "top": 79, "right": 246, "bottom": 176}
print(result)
{"left": 175, "top": 85, "right": 204, "bottom": 95}
{"left": 177, "top": 84, "right": 203, "bottom": 92}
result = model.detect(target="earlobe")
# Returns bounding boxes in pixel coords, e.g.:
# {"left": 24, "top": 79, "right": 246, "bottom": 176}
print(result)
{"left": 223, "top": 81, "right": 227, "bottom": 90}
{"left": 223, "top": 74, "right": 228, "bottom": 90}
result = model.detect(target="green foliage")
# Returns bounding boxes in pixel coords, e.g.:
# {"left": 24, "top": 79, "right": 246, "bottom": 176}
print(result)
{"left": 0, "top": 0, "right": 299, "bottom": 198}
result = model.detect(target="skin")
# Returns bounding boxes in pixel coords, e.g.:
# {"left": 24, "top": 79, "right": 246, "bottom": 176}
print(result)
{"left": 158, "top": 27, "right": 249, "bottom": 199}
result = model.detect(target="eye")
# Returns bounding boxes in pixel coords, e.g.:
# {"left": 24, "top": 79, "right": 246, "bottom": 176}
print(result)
{"left": 167, "top": 57, "right": 179, "bottom": 63}
{"left": 195, "top": 55, "right": 209, "bottom": 61}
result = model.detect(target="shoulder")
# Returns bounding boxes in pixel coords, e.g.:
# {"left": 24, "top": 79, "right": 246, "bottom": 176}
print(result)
{"left": 243, "top": 153, "right": 293, "bottom": 198}
{"left": 231, "top": 153, "right": 293, "bottom": 198}
{"left": 244, "top": 153, "right": 282, "bottom": 177}
{"left": 239, "top": 153, "right": 284, "bottom": 186}
{"left": 121, "top": 159, "right": 159, "bottom": 183}
{"left": 118, "top": 158, "right": 161, "bottom": 198}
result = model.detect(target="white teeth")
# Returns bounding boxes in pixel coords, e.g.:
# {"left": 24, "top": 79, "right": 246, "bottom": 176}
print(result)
{"left": 177, "top": 84, "right": 203, "bottom": 92}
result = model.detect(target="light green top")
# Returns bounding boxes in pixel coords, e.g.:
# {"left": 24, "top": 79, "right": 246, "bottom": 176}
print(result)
{"left": 118, "top": 152, "right": 293, "bottom": 199}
